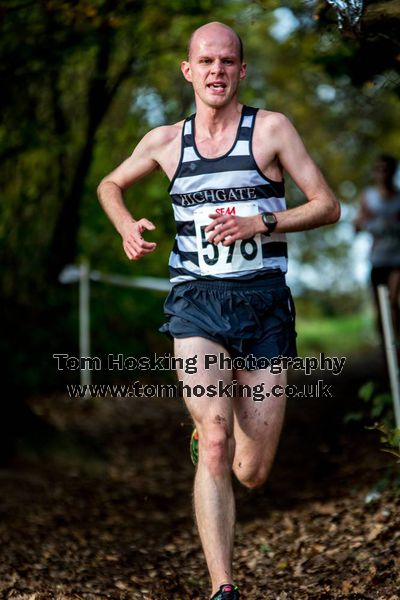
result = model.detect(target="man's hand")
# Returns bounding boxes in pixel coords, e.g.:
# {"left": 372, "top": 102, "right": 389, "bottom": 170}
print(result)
{"left": 120, "top": 218, "right": 157, "bottom": 260}
{"left": 205, "top": 213, "right": 261, "bottom": 245}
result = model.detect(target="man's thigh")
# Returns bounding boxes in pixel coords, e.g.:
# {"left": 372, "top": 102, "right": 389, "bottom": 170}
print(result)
{"left": 174, "top": 336, "right": 234, "bottom": 437}
{"left": 232, "top": 368, "right": 287, "bottom": 479}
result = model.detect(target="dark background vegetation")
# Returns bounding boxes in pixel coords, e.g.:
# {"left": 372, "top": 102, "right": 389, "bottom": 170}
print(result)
{"left": 1, "top": 2, "right": 400, "bottom": 597}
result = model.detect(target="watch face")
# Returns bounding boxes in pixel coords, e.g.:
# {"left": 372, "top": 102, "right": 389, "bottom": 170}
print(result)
{"left": 262, "top": 212, "right": 277, "bottom": 234}
{"left": 263, "top": 213, "right": 276, "bottom": 224}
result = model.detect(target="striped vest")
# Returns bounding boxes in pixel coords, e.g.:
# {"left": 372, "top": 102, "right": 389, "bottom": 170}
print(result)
{"left": 168, "top": 105, "right": 288, "bottom": 284}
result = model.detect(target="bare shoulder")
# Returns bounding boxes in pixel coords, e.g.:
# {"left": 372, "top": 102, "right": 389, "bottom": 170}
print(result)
{"left": 255, "top": 109, "right": 295, "bottom": 135}
{"left": 135, "top": 121, "right": 184, "bottom": 178}
{"left": 252, "top": 110, "right": 299, "bottom": 178}
{"left": 139, "top": 121, "right": 184, "bottom": 154}
{"left": 134, "top": 120, "right": 184, "bottom": 178}
{"left": 254, "top": 108, "right": 310, "bottom": 164}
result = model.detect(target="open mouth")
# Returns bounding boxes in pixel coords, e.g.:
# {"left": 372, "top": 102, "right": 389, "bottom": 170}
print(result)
{"left": 207, "top": 82, "right": 226, "bottom": 90}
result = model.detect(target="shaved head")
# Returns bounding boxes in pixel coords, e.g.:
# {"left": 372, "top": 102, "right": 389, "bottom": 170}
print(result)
{"left": 187, "top": 21, "right": 243, "bottom": 62}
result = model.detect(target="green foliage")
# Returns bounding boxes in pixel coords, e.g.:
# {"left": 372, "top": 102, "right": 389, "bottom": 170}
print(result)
{"left": 344, "top": 380, "right": 395, "bottom": 426}
{"left": 360, "top": 382, "right": 394, "bottom": 423}
{"left": 366, "top": 422, "right": 400, "bottom": 462}
{"left": 346, "top": 382, "right": 400, "bottom": 489}
{"left": 296, "top": 310, "right": 373, "bottom": 356}
{"left": 1, "top": 0, "right": 221, "bottom": 303}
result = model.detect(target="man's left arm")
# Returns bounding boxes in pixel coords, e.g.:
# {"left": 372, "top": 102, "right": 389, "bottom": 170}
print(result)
{"left": 206, "top": 114, "right": 340, "bottom": 245}
{"left": 269, "top": 113, "right": 340, "bottom": 233}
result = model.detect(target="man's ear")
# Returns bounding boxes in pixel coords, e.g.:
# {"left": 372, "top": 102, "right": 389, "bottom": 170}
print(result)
{"left": 181, "top": 60, "right": 192, "bottom": 82}
{"left": 240, "top": 62, "right": 247, "bottom": 81}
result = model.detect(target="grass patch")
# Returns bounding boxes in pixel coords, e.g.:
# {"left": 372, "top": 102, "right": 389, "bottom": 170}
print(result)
{"left": 296, "top": 310, "right": 375, "bottom": 356}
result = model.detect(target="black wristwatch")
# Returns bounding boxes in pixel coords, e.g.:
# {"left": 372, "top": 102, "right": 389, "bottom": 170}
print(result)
{"left": 261, "top": 212, "right": 277, "bottom": 236}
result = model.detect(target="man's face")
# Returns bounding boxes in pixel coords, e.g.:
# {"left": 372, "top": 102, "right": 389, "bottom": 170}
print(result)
{"left": 181, "top": 27, "right": 246, "bottom": 109}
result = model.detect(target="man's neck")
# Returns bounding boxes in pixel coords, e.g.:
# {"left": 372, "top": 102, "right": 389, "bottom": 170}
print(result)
{"left": 194, "top": 101, "right": 243, "bottom": 136}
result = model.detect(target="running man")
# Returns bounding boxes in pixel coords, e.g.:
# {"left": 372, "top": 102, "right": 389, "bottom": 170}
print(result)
{"left": 97, "top": 22, "right": 340, "bottom": 600}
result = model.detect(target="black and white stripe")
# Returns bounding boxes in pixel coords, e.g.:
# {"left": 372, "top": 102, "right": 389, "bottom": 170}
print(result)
{"left": 167, "top": 105, "right": 288, "bottom": 284}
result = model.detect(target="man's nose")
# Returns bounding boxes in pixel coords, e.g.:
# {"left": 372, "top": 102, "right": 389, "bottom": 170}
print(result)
{"left": 211, "top": 60, "right": 224, "bottom": 74}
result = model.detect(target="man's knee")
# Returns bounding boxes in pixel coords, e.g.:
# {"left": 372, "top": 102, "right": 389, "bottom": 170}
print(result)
{"left": 199, "top": 429, "right": 235, "bottom": 477}
{"left": 234, "top": 462, "right": 270, "bottom": 489}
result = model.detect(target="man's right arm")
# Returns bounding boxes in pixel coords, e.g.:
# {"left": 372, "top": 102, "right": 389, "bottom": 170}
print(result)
{"left": 97, "top": 128, "right": 167, "bottom": 261}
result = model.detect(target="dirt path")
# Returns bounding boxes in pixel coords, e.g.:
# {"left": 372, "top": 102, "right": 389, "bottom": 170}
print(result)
{"left": 0, "top": 352, "right": 399, "bottom": 599}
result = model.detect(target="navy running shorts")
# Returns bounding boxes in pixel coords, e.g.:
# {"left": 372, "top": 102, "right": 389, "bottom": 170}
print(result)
{"left": 159, "top": 272, "right": 297, "bottom": 363}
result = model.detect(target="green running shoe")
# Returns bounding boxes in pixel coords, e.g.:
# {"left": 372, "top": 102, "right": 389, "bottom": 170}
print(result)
{"left": 210, "top": 584, "right": 240, "bottom": 599}
{"left": 190, "top": 428, "right": 199, "bottom": 466}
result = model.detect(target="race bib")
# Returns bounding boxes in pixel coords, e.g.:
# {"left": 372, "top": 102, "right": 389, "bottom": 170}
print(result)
{"left": 194, "top": 202, "right": 263, "bottom": 275}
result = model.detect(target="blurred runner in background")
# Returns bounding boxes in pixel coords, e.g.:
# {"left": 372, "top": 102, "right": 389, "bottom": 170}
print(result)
{"left": 354, "top": 154, "right": 400, "bottom": 349}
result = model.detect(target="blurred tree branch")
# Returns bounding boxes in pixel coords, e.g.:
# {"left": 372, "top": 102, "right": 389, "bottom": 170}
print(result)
{"left": 314, "top": 0, "right": 400, "bottom": 96}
